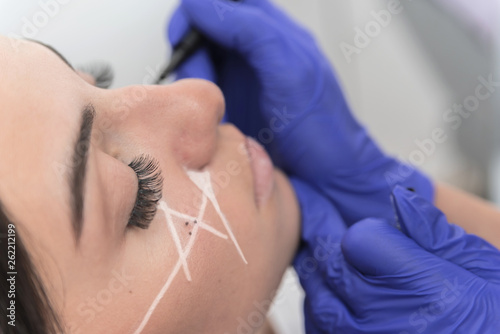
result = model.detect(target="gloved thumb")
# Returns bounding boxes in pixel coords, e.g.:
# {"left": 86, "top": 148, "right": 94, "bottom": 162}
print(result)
{"left": 166, "top": 7, "right": 216, "bottom": 81}
{"left": 291, "top": 177, "right": 353, "bottom": 332}
{"left": 341, "top": 218, "right": 440, "bottom": 276}
{"left": 167, "top": 7, "right": 191, "bottom": 47}
{"left": 179, "top": 0, "right": 280, "bottom": 57}
{"left": 392, "top": 186, "right": 500, "bottom": 283}
{"left": 291, "top": 177, "right": 347, "bottom": 295}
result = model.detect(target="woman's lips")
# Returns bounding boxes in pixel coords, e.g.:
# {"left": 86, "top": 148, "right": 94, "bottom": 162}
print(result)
{"left": 245, "top": 136, "right": 275, "bottom": 207}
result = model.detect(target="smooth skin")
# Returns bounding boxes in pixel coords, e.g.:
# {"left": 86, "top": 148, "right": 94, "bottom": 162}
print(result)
{"left": 0, "top": 36, "right": 299, "bottom": 334}
{"left": 435, "top": 183, "right": 500, "bottom": 248}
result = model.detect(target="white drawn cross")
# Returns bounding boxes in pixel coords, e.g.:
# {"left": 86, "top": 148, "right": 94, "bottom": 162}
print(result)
{"left": 133, "top": 170, "right": 247, "bottom": 334}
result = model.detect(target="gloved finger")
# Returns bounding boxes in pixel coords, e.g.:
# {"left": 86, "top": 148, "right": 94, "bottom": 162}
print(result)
{"left": 174, "top": 47, "right": 216, "bottom": 81}
{"left": 294, "top": 223, "right": 378, "bottom": 317}
{"left": 179, "top": 0, "right": 290, "bottom": 69}
{"left": 340, "top": 218, "right": 429, "bottom": 276}
{"left": 290, "top": 178, "right": 367, "bottom": 316}
{"left": 393, "top": 186, "right": 500, "bottom": 283}
{"left": 295, "top": 249, "right": 355, "bottom": 334}
{"left": 290, "top": 177, "right": 348, "bottom": 244}
{"left": 180, "top": 0, "right": 269, "bottom": 48}
{"left": 304, "top": 284, "right": 356, "bottom": 334}
{"left": 291, "top": 177, "right": 347, "bottom": 298}
{"left": 166, "top": 7, "right": 216, "bottom": 81}
{"left": 239, "top": 0, "right": 314, "bottom": 45}
{"left": 172, "top": 0, "right": 317, "bottom": 88}
{"left": 325, "top": 218, "right": 477, "bottom": 317}
{"left": 167, "top": 1, "right": 288, "bottom": 49}
{"left": 309, "top": 232, "right": 412, "bottom": 320}
{"left": 167, "top": 7, "right": 190, "bottom": 47}
{"left": 340, "top": 218, "right": 472, "bottom": 279}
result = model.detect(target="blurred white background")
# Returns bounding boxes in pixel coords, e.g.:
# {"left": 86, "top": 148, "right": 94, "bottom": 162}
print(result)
{"left": 0, "top": 0, "right": 176, "bottom": 87}
{"left": 1, "top": 0, "right": 499, "bottom": 333}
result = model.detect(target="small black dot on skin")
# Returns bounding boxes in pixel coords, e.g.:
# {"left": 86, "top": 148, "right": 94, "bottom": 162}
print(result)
{"left": 194, "top": 220, "right": 197, "bottom": 224}
{"left": 189, "top": 232, "right": 192, "bottom": 236}
{"left": 406, "top": 187, "right": 416, "bottom": 193}
{"left": 185, "top": 222, "right": 189, "bottom": 226}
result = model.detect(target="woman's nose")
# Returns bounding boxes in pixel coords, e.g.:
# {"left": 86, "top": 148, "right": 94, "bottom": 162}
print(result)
{"left": 96, "top": 79, "right": 225, "bottom": 168}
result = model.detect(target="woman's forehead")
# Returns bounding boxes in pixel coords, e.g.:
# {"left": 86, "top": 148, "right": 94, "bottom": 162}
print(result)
{"left": 0, "top": 36, "right": 36, "bottom": 67}
{"left": 0, "top": 37, "right": 73, "bottom": 86}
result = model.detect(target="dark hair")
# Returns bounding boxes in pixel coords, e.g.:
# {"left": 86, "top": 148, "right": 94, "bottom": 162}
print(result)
{"left": 0, "top": 202, "right": 63, "bottom": 334}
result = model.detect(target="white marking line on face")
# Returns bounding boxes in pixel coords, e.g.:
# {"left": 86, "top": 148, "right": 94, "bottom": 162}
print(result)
{"left": 160, "top": 201, "right": 192, "bottom": 282}
{"left": 197, "top": 190, "right": 208, "bottom": 221}
{"left": 188, "top": 170, "right": 248, "bottom": 265}
{"left": 163, "top": 195, "right": 229, "bottom": 240}
{"left": 133, "top": 170, "right": 247, "bottom": 334}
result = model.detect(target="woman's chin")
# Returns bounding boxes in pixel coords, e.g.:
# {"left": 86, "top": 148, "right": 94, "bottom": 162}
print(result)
{"left": 270, "top": 169, "right": 301, "bottom": 262}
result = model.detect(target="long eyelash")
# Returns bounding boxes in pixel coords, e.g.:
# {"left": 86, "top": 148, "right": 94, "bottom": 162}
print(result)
{"left": 78, "top": 62, "right": 114, "bottom": 89}
{"left": 127, "top": 155, "right": 163, "bottom": 229}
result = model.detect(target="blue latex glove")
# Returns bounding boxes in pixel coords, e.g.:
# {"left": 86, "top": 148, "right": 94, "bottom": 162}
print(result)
{"left": 167, "top": 0, "right": 434, "bottom": 225}
{"left": 296, "top": 186, "right": 500, "bottom": 333}
{"left": 290, "top": 178, "right": 348, "bottom": 334}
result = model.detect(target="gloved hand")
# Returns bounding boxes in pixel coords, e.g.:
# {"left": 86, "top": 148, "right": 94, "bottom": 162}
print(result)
{"left": 290, "top": 178, "right": 347, "bottom": 334}
{"left": 296, "top": 186, "right": 500, "bottom": 334}
{"left": 167, "top": 0, "right": 434, "bottom": 225}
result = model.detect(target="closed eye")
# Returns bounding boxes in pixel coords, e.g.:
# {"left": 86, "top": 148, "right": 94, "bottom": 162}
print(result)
{"left": 127, "top": 155, "right": 164, "bottom": 229}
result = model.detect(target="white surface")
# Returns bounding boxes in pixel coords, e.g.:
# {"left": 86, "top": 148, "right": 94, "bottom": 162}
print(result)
{"left": 436, "top": 0, "right": 500, "bottom": 40}
{"left": 268, "top": 269, "right": 305, "bottom": 334}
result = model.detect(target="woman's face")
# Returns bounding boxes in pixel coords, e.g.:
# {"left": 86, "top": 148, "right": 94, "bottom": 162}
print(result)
{"left": 0, "top": 36, "right": 299, "bottom": 333}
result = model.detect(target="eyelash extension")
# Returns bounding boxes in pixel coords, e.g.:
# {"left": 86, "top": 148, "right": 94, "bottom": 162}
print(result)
{"left": 127, "top": 155, "right": 164, "bottom": 229}
{"left": 77, "top": 62, "right": 114, "bottom": 89}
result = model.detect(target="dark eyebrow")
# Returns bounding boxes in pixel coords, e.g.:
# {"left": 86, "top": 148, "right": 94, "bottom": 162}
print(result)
{"left": 24, "top": 39, "right": 91, "bottom": 242}
{"left": 28, "top": 39, "right": 74, "bottom": 70}
{"left": 70, "top": 105, "right": 95, "bottom": 243}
